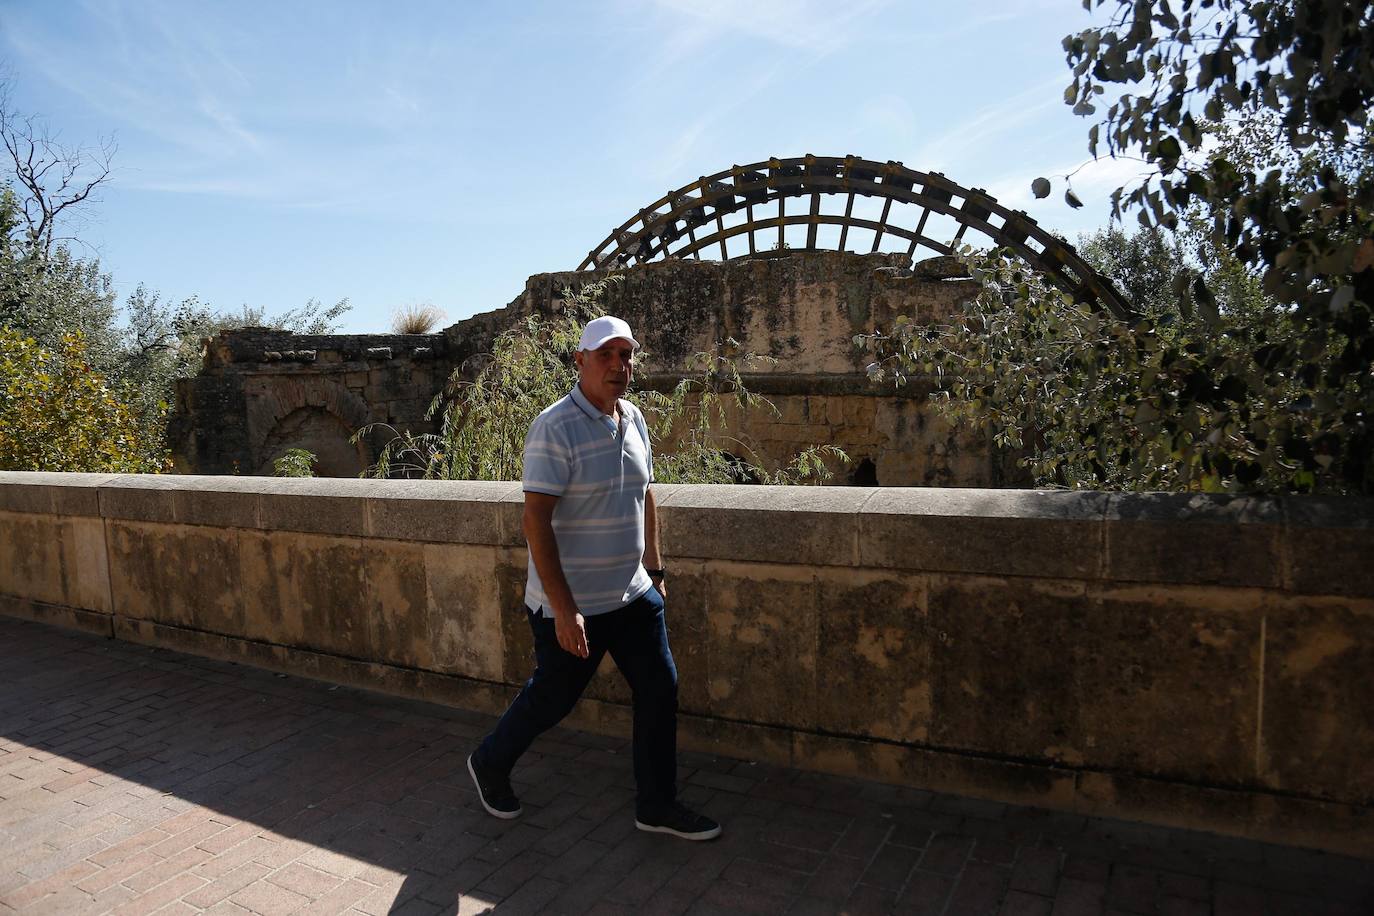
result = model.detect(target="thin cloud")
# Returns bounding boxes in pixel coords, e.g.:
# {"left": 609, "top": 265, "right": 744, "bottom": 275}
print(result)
{"left": 652, "top": 0, "right": 892, "bottom": 54}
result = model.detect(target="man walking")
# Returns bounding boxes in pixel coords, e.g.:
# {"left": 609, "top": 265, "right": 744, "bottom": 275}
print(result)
{"left": 467, "top": 315, "right": 721, "bottom": 841}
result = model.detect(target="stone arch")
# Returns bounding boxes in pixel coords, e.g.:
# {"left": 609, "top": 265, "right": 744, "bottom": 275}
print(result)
{"left": 579, "top": 154, "right": 1131, "bottom": 318}
{"left": 247, "top": 377, "right": 373, "bottom": 477}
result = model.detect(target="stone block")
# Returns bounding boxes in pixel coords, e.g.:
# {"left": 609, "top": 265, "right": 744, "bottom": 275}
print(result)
{"left": 926, "top": 575, "right": 1090, "bottom": 764}
{"left": 1104, "top": 493, "right": 1282, "bottom": 587}
{"left": 170, "top": 476, "right": 262, "bottom": 530}
{"left": 815, "top": 569, "right": 931, "bottom": 743}
{"left": 106, "top": 521, "right": 242, "bottom": 634}
{"left": 0, "top": 594, "right": 113, "bottom": 637}
{"left": 238, "top": 530, "right": 287, "bottom": 642}
{"left": 677, "top": 711, "right": 794, "bottom": 768}
{"left": 859, "top": 488, "right": 1108, "bottom": 579}
{"left": 98, "top": 475, "right": 177, "bottom": 523}
{"left": 1083, "top": 583, "right": 1261, "bottom": 784}
{"left": 659, "top": 484, "right": 866, "bottom": 567}
{"left": 424, "top": 543, "right": 505, "bottom": 680}
{"left": 584, "top": 652, "right": 632, "bottom": 705}
{"left": 501, "top": 598, "right": 535, "bottom": 686}
{"left": 663, "top": 558, "right": 711, "bottom": 716}
{"left": 926, "top": 575, "right": 1262, "bottom": 784}
{"left": 0, "top": 472, "right": 112, "bottom": 516}
{"left": 1074, "top": 770, "right": 1374, "bottom": 860}
{"left": 255, "top": 478, "right": 373, "bottom": 537}
{"left": 792, "top": 732, "right": 1077, "bottom": 810}
{"left": 366, "top": 539, "right": 430, "bottom": 668}
{"left": 0, "top": 474, "right": 52, "bottom": 514}
{"left": 105, "top": 521, "right": 162, "bottom": 621}
{"left": 705, "top": 561, "right": 817, "bottom": 729}
{"left": 262, "top": 531, "right": 370, "bottom": 656}
{"left": 367, "top": 480, "right": 517, "bottom": 545}
{"left": 0, "top": 511, "right": 66, "bottom": 605}
{"left": 1283, "top": 495, "right": 1374, "bottom": 598}
{"left": 63, "top": 516, "right": 111, "bottom": 612}
{"left": 1260, "top": 594, "right": 1374, "bottom": 805}
{"left": 494, "top": 488, "right": 527, "bottom": 548}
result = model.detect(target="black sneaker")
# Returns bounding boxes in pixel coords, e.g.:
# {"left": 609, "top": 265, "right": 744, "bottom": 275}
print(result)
{"left": 467, "top": 753, "right": 521, "bottom": 819}
{"left": 635, "top": 803, "right": 722, "bottom": 841}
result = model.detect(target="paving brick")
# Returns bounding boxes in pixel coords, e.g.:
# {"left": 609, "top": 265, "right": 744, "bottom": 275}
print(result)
{"left": 1012, "top": 847, "right": 1062, "bottom": 897}
{"left": 1157, "top": 870, "right": 1209, "bottom": 900}
{"left": 266, "top": 861, "right": 344, "bottom": 899}
{"left": 3, "top": 619, "right": 1373, "bottom": 916}
{"left": 947, "top": 861, "right": 1011, "bottom": 914}
{"left": 694, "top": 879, "right": 793, "bottom": 915}
{"left": 801, "top": 854, "right": 867, "bottom": 901}
{"left": 76, "top": 848, "right": 166, "bottom": 894}
{"left": 1050, "top": 878, "right": 1106, "bottom": 916}
{"left": 895, "top": 869, "right": 955, "bottom": 916}
{"left": 294, "top": 878, "right": 375, "bottom": 916}
{"left": 122, "top": 845, "right": 212, "bottom": 894}
{"left": 1158, "top": 896, "right": 1210, "bottom": 916}
{"left": 182, "top": 862, "right": 272, "bottom": 909}
{"left": 229, "top": 878, "right": 312, "bottom": 916}
{"left": 1107, "top": 864, "right": 1159, "bottom": 913}
{"left": 0, "top": 860, "right": 99, "bottom": 909}
{"left": 860, "top": 841, "right": 921, "bottom": 890}
{"left": 197, "top": 821, "right": 263, "bottom": 856}
{"left": 843, "top": 882, "right": 899, "bottom": 915}
{"left": 1212, "top": 880, "right": 1268, "bottom": 916}
{"left": 919, "top": 833, "right": 976, "bottom": 875}
{"left": 110, "top": 872, "right": 207, "bottom": 916}
{"left": 999, "top": 890, "right": 1054, "bottom": 916}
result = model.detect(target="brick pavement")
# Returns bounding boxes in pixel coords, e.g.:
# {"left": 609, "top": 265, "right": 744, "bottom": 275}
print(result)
{"left": 1, "top": 616, "right": 1371, "bottom": 915}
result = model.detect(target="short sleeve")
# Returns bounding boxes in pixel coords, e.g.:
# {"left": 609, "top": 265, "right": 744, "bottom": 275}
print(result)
{"left": 522, "top": 414, "right": 571, "bottom": 495}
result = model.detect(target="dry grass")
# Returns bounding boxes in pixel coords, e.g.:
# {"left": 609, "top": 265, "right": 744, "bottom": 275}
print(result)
{"left": 390, "top": 303, "right": 447, "bottom": 334}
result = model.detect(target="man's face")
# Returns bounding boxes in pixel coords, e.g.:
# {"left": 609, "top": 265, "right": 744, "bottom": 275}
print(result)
{"left": 575, "top": 338, "right": 636, "bottom": 408}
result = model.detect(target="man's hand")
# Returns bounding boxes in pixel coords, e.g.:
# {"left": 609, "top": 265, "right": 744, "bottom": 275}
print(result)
{"left": 652, "top": 577, "right": 668, "bottom": 599}
{"left": 554, "top": 611, "right": 589, "bottom": 659}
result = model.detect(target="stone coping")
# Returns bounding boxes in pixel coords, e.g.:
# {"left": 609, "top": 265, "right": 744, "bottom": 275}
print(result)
{"left": 1, "top": 472, "right": 1370, "bottom": 594}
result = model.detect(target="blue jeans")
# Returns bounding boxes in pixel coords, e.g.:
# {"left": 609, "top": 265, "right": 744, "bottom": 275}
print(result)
{"left": 475, "top": 588, "right": 678, "bottom": 815}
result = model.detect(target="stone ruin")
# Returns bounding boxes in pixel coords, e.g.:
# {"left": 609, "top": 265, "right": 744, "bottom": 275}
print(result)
{"left": 172, "top": 252, "right": 1031, "bottom": 485}
{"left": 171, "top": 156, "right": 1126, "bottom": 486}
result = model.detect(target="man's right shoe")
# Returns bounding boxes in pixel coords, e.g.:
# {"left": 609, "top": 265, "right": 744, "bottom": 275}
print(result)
{"left": 467, "top": 753, "right": 521, "bottom": 819}
{"left": 635, "top": 802, "right": 722, "bottom": 841}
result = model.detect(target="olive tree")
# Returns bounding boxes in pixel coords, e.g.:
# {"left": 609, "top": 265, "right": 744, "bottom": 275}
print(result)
{"left": 865, "top": 1, "right": 1370, "bottom": 494}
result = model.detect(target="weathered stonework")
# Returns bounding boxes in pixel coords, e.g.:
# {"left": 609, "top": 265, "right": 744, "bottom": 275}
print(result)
{"left": 171, "top": 251, "right": 1028, "bottom": 485}
{"left": 3, "top": 472, "right": 1372, "bottom": 856}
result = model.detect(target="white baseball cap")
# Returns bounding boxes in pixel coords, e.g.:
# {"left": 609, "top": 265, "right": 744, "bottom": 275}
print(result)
{"left": 577, "top": 315, "right": 640, "bottom": 352}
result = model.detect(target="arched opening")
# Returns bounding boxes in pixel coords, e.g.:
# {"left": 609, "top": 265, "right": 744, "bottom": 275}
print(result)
{"left": 258, "top": 407, "right": 366, "bottom": 478}
{"left": 850, "top": 457, "right": 879, "bottom": 487}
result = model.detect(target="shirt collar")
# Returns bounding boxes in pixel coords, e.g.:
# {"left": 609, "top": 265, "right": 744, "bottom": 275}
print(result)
{"left": 570, "top": 384, "right": 620, "bottom": 424}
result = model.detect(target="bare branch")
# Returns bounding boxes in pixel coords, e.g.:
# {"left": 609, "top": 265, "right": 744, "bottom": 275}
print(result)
{"left": 1, "top": 92, "right": 115, "bottom": 258}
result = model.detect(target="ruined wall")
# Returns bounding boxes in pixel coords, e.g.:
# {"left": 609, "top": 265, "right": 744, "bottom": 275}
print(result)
{"left": 170, "top": 332, "right": 447, "bottom": 476}
{"left": 3, "top": 472, "right": 1372, "bottom": 856}
{"left": 172, "top": 252, "right": 1027, "bottom": 485}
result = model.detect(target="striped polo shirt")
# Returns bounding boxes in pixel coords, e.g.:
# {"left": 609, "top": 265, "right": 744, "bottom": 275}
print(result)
{"left": 522, "top": 384, "right": 655, "bottom": 617}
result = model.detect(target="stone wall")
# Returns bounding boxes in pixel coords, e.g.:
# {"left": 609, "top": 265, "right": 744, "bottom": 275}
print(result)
{"left": 2, "top": 472, "right": 1371, "bottom": 856}
{"left": 171, "top": 252, "right": 1027, "bottom": 486}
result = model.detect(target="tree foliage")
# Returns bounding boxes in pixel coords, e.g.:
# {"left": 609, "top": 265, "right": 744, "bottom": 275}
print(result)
{"left": 360, "top": 276, "right": 845, "bottom": 484}
{"left": 861, "top": 243, "right": 1349, "bottom": 492}
{"left": 0, "top": 327, "right": 168, "bottom": 472}
{"left": 1, "top": 82, "right": 353, "bottom": 471}
{"left": 950, "top": 0, "right": 1374, "bottom": 494}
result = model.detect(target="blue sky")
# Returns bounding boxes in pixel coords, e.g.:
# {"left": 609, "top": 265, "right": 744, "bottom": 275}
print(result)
{"left": 0, "top": 0, "right": 1141, "bottom": 333}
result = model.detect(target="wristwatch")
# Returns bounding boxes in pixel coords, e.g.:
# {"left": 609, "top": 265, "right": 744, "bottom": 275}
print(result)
{"left": 645, "top": 568, "right": 666, "bottom": 579}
